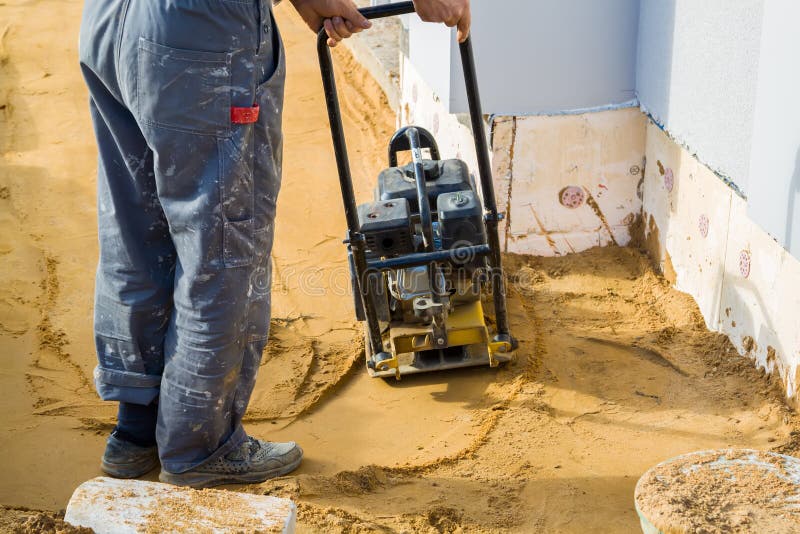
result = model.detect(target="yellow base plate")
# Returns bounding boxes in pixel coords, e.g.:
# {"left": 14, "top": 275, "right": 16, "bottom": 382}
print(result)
{"left": 366, "top": 300, "right": 514, "bottom": 378}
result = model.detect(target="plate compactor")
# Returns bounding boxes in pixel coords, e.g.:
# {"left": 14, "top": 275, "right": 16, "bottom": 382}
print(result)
{"left": 317, "top": 2, "right": 517, "bottom": 378}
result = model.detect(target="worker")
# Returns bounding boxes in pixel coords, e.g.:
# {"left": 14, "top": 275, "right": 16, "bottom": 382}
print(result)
{"left": 78, "top": 0, "right": 471, "bottom": 488}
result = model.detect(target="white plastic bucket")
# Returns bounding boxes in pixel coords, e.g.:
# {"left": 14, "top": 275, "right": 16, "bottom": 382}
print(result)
{"left": 635, "top": 449, "right": 800, "bottom": 534}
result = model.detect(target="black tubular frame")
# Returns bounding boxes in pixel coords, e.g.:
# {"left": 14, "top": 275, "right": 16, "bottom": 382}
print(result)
{"left": 406, "top": 127, "right": 435, "bottom": 253}
{"left": 317, "top": 1, "right": 515, "bottom": 359}
{"left": 388, "top": 125, "right": 440, "bottom": 167}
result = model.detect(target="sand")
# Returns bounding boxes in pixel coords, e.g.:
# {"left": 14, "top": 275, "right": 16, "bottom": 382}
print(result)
{"left": 0, "top": 509, "right": 92, "bottom": 534}
{"left": 1, "top": 1, "right": 800, "bottom": 532}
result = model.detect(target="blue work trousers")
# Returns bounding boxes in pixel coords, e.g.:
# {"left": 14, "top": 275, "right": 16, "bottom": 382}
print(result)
{"left": 79, "top": 0, "right": 285, "bottom": 473}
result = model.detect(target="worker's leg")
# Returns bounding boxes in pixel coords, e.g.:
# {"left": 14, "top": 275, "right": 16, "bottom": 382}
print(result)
{"left": 115, "top": 401, "right": 158, "bottom": 447}
{"left": 79, "top": 2, "right": 175, "bottom": 427}
{"left": 118, "top": 0, "right": 291, "bottom": 474}
{"left": 79, "top": 0, "right": 174, "bottom": 477}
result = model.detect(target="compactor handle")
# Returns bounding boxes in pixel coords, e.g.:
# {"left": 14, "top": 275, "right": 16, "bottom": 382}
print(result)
{"left": 388, "top": 126, "right": 440, "bottom": 167}
{"left": 316, "top": 1, "right": 414, "bottom": 234}
{"left": 354, "top": 1, "right": 416, "bottom": 20}
{"left": 316, "top": 1, "right": 496, "bottom": 233}
{"left": 316, "top": 1, "right": 514, "bottom": 360}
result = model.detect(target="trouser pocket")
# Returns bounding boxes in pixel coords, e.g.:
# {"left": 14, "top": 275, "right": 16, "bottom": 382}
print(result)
{"left": 219, "top": 125, "right": 257, "bottom": 267}
{"left": 137, "top": 38, "right": 232, "bottom": 136}
{"left": 131, "top": 7, "right": 284, "bottom": 269}
{"left": 223, "top": 219, "right": 256, "bottom": 268}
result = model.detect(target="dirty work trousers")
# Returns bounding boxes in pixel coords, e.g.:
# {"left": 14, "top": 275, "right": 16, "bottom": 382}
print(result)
{"left": 79, "top": 0, "right": 285, "bottom": 473}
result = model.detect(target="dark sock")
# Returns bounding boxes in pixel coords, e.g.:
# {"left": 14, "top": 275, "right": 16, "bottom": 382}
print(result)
{"left": 114, "top": 401, "right": 158, "bottom": 447}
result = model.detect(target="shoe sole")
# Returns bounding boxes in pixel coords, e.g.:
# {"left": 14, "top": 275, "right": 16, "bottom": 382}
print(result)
{"left": 101, "top": 457, "right": 160, "bottom": 479}
{"left": 159, "top": 449, "right": 303, "bottom": 489}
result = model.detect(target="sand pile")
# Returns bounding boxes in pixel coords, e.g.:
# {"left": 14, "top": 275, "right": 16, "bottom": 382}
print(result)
{"left": 0, "top": 509, "right": 93, "bottom": 534}
{"left": 2, "top": 1, "right": 800, "bottom": 532}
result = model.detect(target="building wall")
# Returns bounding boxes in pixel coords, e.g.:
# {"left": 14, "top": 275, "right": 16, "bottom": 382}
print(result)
{"left": 402, "top": 0, "right": 799, "bottom": 260}
{"left": 637, "top": 0, "right": 800, "bottom": 259}
{"left": 642, "top": 122, "right": 800, "bottom": 399}
{"left": 398, "top": 55, "right": 478, "bottom": 173}
{"left": 636, "top": 0, "right": 764, "bottom": 195}
{"left": 746, "top": 0, "right": 800, "bottom": 257}
{"left": 408, "top": 0, "right": 640, "bottom": 115}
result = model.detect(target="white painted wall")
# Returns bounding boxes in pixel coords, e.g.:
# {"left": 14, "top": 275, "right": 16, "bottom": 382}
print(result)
{"left": 746, "top": 0, "right": 800, "bottom": 257}
{"left": 637, "top": 0, "right": 800, "bottom": 258}
{"left": 408, "top": 0, "right": 640, "bottom": 115}
{"left": 407, "top": 13, "right": 451, "bottom": 110}
{"left": 636, "top": 0, "right": 763, "bottom": 195}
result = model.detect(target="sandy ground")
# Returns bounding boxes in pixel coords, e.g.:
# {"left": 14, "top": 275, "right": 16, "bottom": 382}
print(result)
{"left": 2, "top": 1, "right": 800, "bottom": 532}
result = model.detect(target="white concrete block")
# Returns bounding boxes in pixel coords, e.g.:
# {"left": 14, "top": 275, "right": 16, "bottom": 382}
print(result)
{"left": 64, "top": 477, "right": 296, "bottom": 533}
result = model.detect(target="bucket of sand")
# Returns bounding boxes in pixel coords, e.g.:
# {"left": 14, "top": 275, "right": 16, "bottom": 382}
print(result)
{"left": 634, "top": 449, "right": 800, "bottom": 533}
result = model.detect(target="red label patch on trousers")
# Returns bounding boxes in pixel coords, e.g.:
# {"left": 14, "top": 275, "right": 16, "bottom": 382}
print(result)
{"left": 231, "top": 105, "right": 260, "bottom": 124}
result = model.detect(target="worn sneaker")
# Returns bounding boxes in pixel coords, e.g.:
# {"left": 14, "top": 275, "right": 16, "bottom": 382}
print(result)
{"left": 159, "top": 437, "right": 303, "bottom": 488}
{"left": 101, "top": 433, "right": 159, "bottom": 478}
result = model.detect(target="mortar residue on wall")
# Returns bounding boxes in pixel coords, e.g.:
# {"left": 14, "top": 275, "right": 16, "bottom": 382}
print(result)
{"left": 492, "top": 108, "right": 646, "bottom": 256}
{"left": 642, "top": 120, "right": 800, "bottom": 400}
